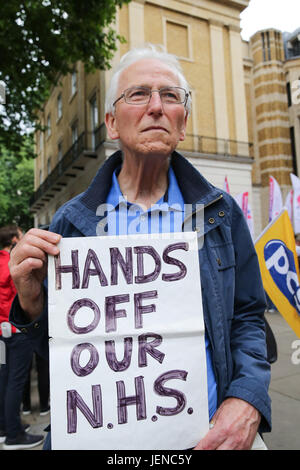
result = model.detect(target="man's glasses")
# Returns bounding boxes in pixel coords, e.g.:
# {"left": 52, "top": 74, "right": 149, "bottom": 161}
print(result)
{"left": 113, "top": 86, "right": 189, "bottom": 107}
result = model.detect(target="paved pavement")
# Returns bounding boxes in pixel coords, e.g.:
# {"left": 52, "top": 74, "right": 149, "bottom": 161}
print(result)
{"left": 263, "top": 310, "right": 300, "bottom": 450}
{"left": 1, "top": 310, "right": 299, "bottom": 451}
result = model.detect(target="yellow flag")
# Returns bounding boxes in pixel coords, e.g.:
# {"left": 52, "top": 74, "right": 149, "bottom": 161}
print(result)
{"left": 255, "top": 208, "right": 300, "bottom": 338}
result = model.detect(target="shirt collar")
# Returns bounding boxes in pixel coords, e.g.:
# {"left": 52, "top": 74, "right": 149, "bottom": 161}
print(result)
{"left": 106, "top": 165, "right": 184, "bottom": 213}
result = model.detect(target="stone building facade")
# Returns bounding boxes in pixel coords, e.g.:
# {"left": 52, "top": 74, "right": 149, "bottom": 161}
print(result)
{"left": 246, "top": 27, "right": 300, "bottom": 230}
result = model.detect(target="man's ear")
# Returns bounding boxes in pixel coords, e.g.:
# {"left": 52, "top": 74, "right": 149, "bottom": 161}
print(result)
{"left": 105, "top": 112, "right": 120, "bottom": 140}
{"left": 179, "top": 111, "right": 188, "bottom": 142}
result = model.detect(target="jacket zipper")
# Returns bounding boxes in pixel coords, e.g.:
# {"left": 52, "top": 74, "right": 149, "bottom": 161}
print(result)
{"left": 181, "top": 192, "right": 224, "bottom": 409}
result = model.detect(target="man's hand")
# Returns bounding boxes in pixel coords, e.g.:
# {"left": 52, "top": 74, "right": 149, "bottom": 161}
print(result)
{"left": 9, "top": 228, "right": 61, "bottom": 320}
{"left": 194, "top": 398, "right": 261, "bottom": 450}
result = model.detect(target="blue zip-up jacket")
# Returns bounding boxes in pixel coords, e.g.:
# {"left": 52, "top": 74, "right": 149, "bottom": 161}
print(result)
{"left": 10, "top": 150, "right": 271, "bottom": 432}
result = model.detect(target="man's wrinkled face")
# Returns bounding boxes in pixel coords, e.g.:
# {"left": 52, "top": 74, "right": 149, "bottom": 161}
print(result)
{"left": 106, "top": 59, "right": 188, "bottom": 158}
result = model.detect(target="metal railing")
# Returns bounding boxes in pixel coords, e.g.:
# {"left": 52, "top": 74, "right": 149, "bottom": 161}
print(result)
{"left": 30, "top": 127, "right": 104, "bottom": 206}
{"left": 180, "top": 134, "right": 253, "bottom": 158}
{"left": 31, "top": 127, "right": 253, "bottom": 207}
{"left": 93, "top": 122, "right": 107, "bottom": 149}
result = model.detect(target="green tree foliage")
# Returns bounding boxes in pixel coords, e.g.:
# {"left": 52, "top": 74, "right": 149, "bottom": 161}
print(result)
{"left": 0, "top": 145, "right": 34, "bottom": 231}
{"left": 0, "top": 0, "right": 129, "bottom": 157}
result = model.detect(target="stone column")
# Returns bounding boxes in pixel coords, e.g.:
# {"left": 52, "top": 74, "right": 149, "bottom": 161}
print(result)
{"left": 128, "top": 0, "right": 145, "bottom": 48}
{"left": 103, "top": 9, "right": 121, "bottom": 112}
{"left": 209, "top": 19, "right": 230, "bottom": 153}
{"left": 229, "top": 24, "right": 250, "bottom": 156}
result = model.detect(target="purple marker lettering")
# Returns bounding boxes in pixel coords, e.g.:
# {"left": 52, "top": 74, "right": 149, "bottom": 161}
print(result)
{"left": 116, "top": 376, "right": 147, "bottom": 424}
{"left": 81, "top": 249, "right": 108, "bottom": 288}
{"left": 105, "top": 294, "right": 129, "bottom": 333}
{"left": 67, "top": 385, "right": 103, "bottom": 433}
{"left": 162, "top": 243, "right": 188, "bottom": 281}
{"left": 110, "top": 247, "right": 133, "bottom": 285}
{"left": 134, "top": 246, "right": 161, "bottom": 283}
{"left": 154, "top": 370, "right": 188, "bottom": 416}
{"left": 70, "top": 343, "right": 99, "bottom": 377}
{"left": 138, "top": 333, "right": 165, "bottom": 367}
{"left": 54, "top": 250, "right": 80, "bottom": 289}
{"left": 67, "top": 298, "right": 100, "bottom": 334}
{"left": 105, "top": 337, "right": 133, "bottom": 372}
{"left": 134, "top": 291, "right": 157, "bottom": 329}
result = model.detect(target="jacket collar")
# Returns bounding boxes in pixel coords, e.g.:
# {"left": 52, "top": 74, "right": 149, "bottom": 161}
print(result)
{"left": 80, "top": 150, "right": 222, "bottom": 207}
{"left": 171, "top": 151, "right": 222, "bottom": 207}
{"left": 62, "top": 150, "right": 224, "bottom": 236}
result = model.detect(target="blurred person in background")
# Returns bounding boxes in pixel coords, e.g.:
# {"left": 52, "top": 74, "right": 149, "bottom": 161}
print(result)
{"left": 22, "top": 351, "right": 50, "bottom": 417}
{"left": 0, "top": 225, "right": 44, "bottom": 450}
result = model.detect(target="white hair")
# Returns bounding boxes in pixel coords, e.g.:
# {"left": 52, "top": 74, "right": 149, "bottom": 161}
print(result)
{"left": 105, "top": 43, "right": 192, "bottom": 116}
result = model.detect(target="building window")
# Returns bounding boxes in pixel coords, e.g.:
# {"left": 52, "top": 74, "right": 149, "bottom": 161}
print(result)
{"left": 71, "top": 122, "right": 78, "bottom": 144}
{"left": 90, "top": 94, "right": 98, "bottom": 149}
{"left": 290, "top": 127, "right": 298, "bottom": 175}
{"left": 261, "top": 33, "right": 266, "bottom": 62}
{"left": 47, "top": 157, "right": 51, "bottom": 176}
{"left": 266, "top": 31, "right": 271, "bottom": 60}
{"left": 39, "top": 169, "right": 43, "bottom": 185}
{"left": 71, "top": 69, "right": 77, "bottom": 96}
{"left": 57, "top": 93, "right": 62, "bottom": 120}
{"left": 90, "top": 95, "right": 98, "bottom": 131}
{"left": 165, "top": 19, "right": 191, "bottom": 59}
{"left": 275, "top": 31, "right": 282, "bottom": 60}
{"left": 287, "top": 82, "right": 292, "bottom": 107}
{"left": 58, "top": 141, "right": 63, "bottom": 162}
{"left": 290, "top": 37, "right": 300, "bottom": 58}
{"left": 47, "top": 114, "right": 51, "bottom": 137}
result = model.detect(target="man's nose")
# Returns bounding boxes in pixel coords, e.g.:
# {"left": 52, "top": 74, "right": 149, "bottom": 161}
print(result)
{"left": 147, "top": 90, "right": 163, "bottom": 113}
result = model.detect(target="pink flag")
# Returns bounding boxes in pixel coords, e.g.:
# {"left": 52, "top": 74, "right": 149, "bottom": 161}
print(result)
{"left": 235, "top": 191, "right": 248, "bottom": 219}
{"left": 246, "top": 204, "right": 254, "bottom": 238}
{"left": 235, "top": 192, "right": 254, "bottom": 237}
{"left": 269, "top": 175, "right": 283, "bottom": 222}
{"left": 284, "top": 189, "right": 293, "bottom": 225}
{"left": 223, "top": 176, "right": 230, "bottom": 194}
{"left": 290, "top": 173, "right": 300, "bottom": 234}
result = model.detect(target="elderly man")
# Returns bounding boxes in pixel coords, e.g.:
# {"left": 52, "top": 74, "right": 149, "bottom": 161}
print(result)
{"left": 9, "top": 45, "right": 271, "bottom": 450}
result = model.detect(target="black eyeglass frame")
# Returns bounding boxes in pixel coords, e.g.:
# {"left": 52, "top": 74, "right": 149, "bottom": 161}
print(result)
{"left": 112, "top": 86, "right": 189, "bottom": 107}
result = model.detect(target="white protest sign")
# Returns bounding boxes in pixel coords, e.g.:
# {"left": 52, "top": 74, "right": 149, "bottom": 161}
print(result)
{"left": 48, "top": 232, "right": 209, "bottom": 450}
